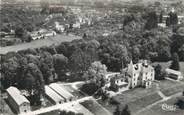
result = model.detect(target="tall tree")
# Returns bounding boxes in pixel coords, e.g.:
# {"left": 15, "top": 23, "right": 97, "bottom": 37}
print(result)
{"left": 170, "top": 53, "right": 180, "bottom": 70}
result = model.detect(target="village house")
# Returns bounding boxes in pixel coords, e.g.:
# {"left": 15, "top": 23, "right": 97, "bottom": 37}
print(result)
{"left": 55, "top": 22, "right": 65, "bottom": 32}
{"left": 165, "top": 68, "right": 183, "bottom": 81}
{"left": 44, "top": 86, "right": 65, "bottom": 105}
{"left": 127, "top": 60, "right": 155, "bottom": 88}
{"left": 30, "top": 29, "right": 56, "bottom": 40}
{"left": 49, "top": 83, "right": 75, "bottom": 102}
{"left": 6, "top": 86, "right": 30, "bottom": 114}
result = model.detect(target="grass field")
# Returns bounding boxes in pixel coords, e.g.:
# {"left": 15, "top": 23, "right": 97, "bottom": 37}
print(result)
{"left": 80, "top": 99, "right": 112, "bottom": 115}
{"left": 137, "top": 97, "right": 184, "bottom": 115}
{"left": 0, "top": 34, "right": 81, "bottom": 54}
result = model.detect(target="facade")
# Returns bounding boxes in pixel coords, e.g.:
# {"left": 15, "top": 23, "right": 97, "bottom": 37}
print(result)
{"left": 127, "top": 60, "right": 155, "bottom": 88}
{"left": 49, "top": 83, "right": 75, "bottom": 102}
{"left": 44, "top": 86, "right": 65, "bottom": 104}
{"left": 165, "top": 68, "right": 183, "bottom": 81}
{"left": 55, "top": 22, "right": 65, "bottom": 32}
{"left": 6, "top": 86, "right": 30, "bottom": 114}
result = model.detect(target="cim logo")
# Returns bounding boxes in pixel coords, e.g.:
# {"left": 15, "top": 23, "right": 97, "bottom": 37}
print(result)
{"left": 161, "top": 103, "right": 177, "bottom": 111}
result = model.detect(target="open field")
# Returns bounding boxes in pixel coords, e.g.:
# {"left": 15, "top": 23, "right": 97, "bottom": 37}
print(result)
{"left": 137, "top": 97, "right": 184, "bottom": 115}
{"left": 0, "top": 34, "right": 82, "bottom": 54}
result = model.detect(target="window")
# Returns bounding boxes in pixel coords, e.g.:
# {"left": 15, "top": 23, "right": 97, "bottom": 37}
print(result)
{"left": 151, "top": 73, "right": 152, "bottom": 76}
{"left": 121, "top": 79, "right": 123, "bottom": 82}
{"left": 24, "top": 110, "right": 27, "bottom": 112}
{"left": 146, "top": 72, "right": 148, "bottom": 75}
{"left": 134, "top": 74, "right": 136, "bottom": 76}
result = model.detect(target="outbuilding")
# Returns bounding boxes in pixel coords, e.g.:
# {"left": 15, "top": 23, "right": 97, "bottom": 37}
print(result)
{"left": 49, "top": 83, "right": 75, "bottom": 102}
{"left": 165, "top": 68, "right": 183, "bottom": 81}
{"left": 44, "top": 86, "right": 65, "bottom": 104}
{"left": 6, "top": 86, "right": 30, "bottom": 114}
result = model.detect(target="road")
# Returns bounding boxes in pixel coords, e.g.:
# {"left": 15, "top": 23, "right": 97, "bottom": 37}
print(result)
{"left": 0, "top": 34, "right": 82, "bottom": 55}
{"left": 21, "top": 96, "right": 93, "bottom": 115}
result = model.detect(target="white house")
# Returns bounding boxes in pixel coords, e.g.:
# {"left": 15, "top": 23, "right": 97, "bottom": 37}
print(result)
{"left": 165, "top": 68, "right": 183, "bottom": 81}
{"left": 127, "top": 60, "right": 155, "bottom": 88}
{"left": 6, "top": 86, "right": 30, "bottom": 114}
{"left": 55, "top": 22, "right": 65, "bottom": 32}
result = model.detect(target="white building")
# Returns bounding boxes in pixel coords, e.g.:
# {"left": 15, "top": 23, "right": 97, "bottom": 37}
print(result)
{"left": 6, "top": 86, "right": 30, "bottom": 114}
{"left": 127, "top": 60, "right": 155, "bottom": 88}
{"left": 49, "top": 83, "right": 75, "bottom": 102}
{"left": 30, "top": 29, "right": 56, "bottom": 40}
{"left": 165, "top": 68, "right": 183, "bottom": 81}
{"left": 55, "top": 22, "right": 65, "bottom": 32}
{"left": 44, "top": 86, "right": 65, "bottom": 104}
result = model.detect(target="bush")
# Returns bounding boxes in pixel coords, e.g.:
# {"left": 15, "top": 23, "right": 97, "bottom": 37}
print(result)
{"left": 80, "top": 83, "right": 99, "bottom": 96}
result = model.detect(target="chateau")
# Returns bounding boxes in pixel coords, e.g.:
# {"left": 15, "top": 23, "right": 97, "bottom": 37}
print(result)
{"left": 127, "top": 60, "right": 155, "bottom": 88}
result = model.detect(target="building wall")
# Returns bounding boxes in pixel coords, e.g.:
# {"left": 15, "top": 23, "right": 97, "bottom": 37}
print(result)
{"left": 7, "top": 93, "right": 20, "bottom": 113}
{"left": 19, "top": 103, "right": 30, "bottom": 113}
{"left": 7, "top": 93, "right": 30, "bottom": 113}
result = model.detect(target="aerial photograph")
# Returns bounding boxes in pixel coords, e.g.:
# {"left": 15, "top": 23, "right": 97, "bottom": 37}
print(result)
{"left": 0, "top": 0, "right": 184, "bottom": 115}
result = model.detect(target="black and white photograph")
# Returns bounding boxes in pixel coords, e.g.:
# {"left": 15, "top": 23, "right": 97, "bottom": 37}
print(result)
{"left": 0, "top": 0, "right": 184, "bottom": 115}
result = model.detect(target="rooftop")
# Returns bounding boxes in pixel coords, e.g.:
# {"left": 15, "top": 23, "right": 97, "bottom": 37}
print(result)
{"left": 6, "top": 86, "right": 30, "bottom": 105}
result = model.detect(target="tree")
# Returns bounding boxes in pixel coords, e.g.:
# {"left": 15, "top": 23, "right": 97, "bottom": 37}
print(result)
{"left": 166, "top": 12, "right": 178, "bottom": 26}
{"left": 15, "top": 26, "right": 25, "bottom": 38}
{"left": 159, "top": 11, "right": 163, "bottom": 23}
{"left": 86, "top": 61, "right": 107, "bottom": 86}
{"left": 114, "top": 104, "right": 131, "bottom": 115}
{"left": 53, "top": 54, "right": 68, "bottom": 80}
{"left": 155, "top": 64, "right": 165, "bottom": 80}
{"left": 26, "top": 63, "right": 45, "bottom": 105}
{"left": 121, "top": 105, "right": 131, "bottom": 115}
{"left": 109, "top": 77, "right": 119, "bottom": 92}
{"left": 1, "top": 57, "right": 19, "bottom": 88}
{"left": 40, "top": 51, "right": 55, "bottom": 84}
{"left": 145, "top": 11, "right": 158, "bottom": 30}
{"left": 170, "top": 53, "right": 180, "bottom": 70}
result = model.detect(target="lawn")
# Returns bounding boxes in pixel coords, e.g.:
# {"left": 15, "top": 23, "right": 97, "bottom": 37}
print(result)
{"left": 137, "top": 97, "right": 184, "bottom": 115}
{"left": 158, "top": 80, "right": 184, "bottom": 96}
{"left": 99, "top": 85, "right": 161, "bottom": 114}
{"left": 38, "top": 110, "right": 60, "bottom": 115}
{"left": 80, "top": 99, "right": 112, "bottom": 115}
{"left": 0, "top": 34, "right": 82, "bottom": 54}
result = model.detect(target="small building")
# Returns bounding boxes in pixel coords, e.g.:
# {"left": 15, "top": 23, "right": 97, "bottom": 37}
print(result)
{"left": 165, "top": 68, "right": 183, "bottom": 81}
{"left": 55, "top": 22, "right": 65, "bottom": 32}
{"left": 6, "top": 86, "right": 30, "bottom": 114}
{"left": 44, "top": 86, "right": 65, "bottom": 104}
{"left": 49, "top": 83, "right": 75, "bottom": 102}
